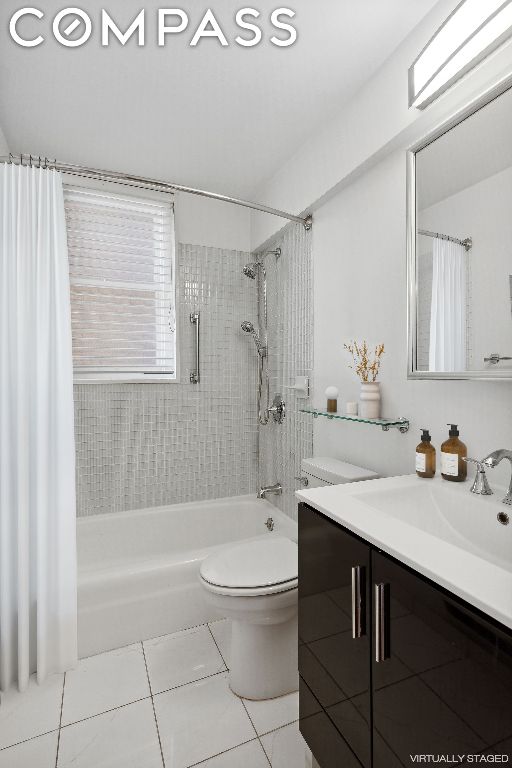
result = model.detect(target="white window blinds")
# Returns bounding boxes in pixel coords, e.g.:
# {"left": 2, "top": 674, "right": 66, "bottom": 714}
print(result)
{"left": 64, "top": 187, "right": 176, "bottom": 377}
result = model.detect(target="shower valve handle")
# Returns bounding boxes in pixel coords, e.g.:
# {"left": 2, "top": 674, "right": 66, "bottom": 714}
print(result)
{"left": 268, "top": 395, "right": 286, "bottom": 424}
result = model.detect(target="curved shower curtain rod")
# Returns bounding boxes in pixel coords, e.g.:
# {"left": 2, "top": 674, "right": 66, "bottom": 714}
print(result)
{"left": 418, "top": 228, "right": 472, "bottom": 252}
{"left": 1, "top": 153, "right": 313, "bottom": 231}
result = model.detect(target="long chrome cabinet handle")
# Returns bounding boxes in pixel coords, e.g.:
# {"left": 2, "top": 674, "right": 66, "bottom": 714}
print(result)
{"left": 375, "top": 583, "right": 390, "bottom": 663}
{"left": 351, "top": 566, "right": 366, "bottom": 639}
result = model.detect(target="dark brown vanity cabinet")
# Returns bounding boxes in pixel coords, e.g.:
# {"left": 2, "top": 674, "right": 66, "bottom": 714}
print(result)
{"left": 298, "top": 502, "right": 372, "bottom": 768}
{"left": 298, "top": 503, "right": 512, "bottom": 768}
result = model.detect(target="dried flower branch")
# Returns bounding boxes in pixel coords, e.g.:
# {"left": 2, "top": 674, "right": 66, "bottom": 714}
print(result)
{"left": 344, "top": 340, "right": 385, "bottom": 383}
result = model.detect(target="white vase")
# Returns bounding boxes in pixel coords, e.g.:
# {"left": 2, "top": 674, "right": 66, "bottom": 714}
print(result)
{"left": 359, "top": 382, "right": 381, "bottom": 419}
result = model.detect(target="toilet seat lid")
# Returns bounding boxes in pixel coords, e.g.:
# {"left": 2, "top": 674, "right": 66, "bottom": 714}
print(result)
{"left": 200, "top": 536, "right": 297, "bottom": 590}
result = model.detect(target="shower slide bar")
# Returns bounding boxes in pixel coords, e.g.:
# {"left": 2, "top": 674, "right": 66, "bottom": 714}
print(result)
{"left": 418, "top": 229, "right": 472, "bottom": 252}
{"left": 1, "top": 154, "right": 313, "bottom": 230}
{"left": 190, "top": 312, "right": 200, "bottom": 384}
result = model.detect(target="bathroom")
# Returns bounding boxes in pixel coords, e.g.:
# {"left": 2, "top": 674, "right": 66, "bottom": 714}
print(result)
{"left": 1, "top": 1, "right": 512, "bottom": 767}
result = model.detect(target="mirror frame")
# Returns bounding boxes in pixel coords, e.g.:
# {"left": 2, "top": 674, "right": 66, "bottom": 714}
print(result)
{"left": 407, "top": 77, "right": 512, "bottom": 381}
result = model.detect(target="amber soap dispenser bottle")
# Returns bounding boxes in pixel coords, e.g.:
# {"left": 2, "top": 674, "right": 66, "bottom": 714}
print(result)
{"left": 441, "top": 424, "right": 467, "bottom": 482}
{"left": 416, "top": 429, "right": 436, "bottom": 478}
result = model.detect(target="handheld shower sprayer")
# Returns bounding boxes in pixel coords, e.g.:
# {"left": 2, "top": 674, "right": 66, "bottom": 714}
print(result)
{"left": 241, "top": 321, "right": 266, "bottom": 357}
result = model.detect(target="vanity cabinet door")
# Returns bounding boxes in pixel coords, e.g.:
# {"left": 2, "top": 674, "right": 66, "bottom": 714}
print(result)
{"left": 298, "top": 504, "right": 372, "bottom": 768}
{"left": 372, "top": 551, "right": 512, "bottom": 767}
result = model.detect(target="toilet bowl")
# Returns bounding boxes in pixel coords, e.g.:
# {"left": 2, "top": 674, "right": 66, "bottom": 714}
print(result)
{"left": 200, "top": 536, "right": 298, "bottom": 700}
{"left": 200, "top": 457, "right": 378, "bottom": 701}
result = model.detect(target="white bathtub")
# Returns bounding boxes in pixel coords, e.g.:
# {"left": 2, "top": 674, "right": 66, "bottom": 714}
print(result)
{"left": 77, "top": 494, "right": 297, "bottom": 658}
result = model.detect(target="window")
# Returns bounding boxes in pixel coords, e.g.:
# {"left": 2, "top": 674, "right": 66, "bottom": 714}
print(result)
{"left": 64, "top": 186, "right": 176, "bottom": 380}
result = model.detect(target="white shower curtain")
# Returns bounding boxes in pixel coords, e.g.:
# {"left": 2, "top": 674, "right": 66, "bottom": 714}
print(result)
{"left": 0, "top": 164, "right": 77, "bottom": 692}
{"left": 428, "top": 238, "right": 467, "bottom": 372}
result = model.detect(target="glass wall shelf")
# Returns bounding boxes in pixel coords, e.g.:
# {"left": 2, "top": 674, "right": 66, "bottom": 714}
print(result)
{"left": 299, "top": 408, "right": 409, "bottom": 434}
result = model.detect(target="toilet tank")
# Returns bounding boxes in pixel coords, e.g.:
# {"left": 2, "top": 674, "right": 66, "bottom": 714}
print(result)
{"left": 301, "top": 457, "right": 378, "bottom": 488}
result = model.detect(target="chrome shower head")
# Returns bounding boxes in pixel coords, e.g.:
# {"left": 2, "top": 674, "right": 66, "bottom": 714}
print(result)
{"left": 241, "top": 321, "right": 255, "bottom": 334}
{"left": 243, "top": 263, "right": 259, "bottom": 280}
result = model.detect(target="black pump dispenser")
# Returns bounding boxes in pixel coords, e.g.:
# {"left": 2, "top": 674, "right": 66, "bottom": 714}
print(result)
{"left": 416, "top": 429, "right": 436, "bottom": 478}
{"left": 441, "top": 424, "right": 467, "bottom": 481}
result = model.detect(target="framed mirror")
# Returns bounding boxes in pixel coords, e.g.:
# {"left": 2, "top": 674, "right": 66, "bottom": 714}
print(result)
{"left": 407, "top": 81, "right": 512, "bottom": 380}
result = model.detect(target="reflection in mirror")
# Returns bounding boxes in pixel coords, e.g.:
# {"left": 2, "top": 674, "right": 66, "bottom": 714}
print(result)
{"left": 413, "top": 84, "right": 512, "bottom": 376}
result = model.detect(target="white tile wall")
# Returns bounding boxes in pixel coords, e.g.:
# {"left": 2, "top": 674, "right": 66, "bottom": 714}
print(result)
{"left": 74, "top": 244, "right": 259, "bottom": 516}
{"left": 258, "top": 223, "right": 314, "bottom": 520}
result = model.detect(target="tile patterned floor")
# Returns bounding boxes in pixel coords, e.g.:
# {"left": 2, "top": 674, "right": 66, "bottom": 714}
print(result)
{"left": 0, "top": 619, "right": 311, "bottom": 768}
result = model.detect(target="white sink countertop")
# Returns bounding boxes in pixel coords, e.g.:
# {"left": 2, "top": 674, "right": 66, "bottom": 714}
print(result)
{"left": 297, "top": 474, "right": 512, "bottom": 631}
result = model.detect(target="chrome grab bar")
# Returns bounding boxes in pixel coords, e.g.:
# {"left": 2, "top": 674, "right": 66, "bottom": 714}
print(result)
{"left": 351, "top": 566, "right": 366, "bottom": 639}
{"left": 485, "top": 353, "right": 512, "bottom": 365}
{"left": 375, "top": 583, "right": 390, "bottom": 663}
{"left": 190, "top": 312, "right": 200, "bottom": 384}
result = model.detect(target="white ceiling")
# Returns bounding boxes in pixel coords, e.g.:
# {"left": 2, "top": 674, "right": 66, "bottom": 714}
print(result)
{"left": 0, "top": 0, "right": 438, "bottom": 199}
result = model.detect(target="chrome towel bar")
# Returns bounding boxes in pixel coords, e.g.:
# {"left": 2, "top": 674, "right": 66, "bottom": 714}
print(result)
{"left": 190, "top": 312, "right": 200, "bottom": 384}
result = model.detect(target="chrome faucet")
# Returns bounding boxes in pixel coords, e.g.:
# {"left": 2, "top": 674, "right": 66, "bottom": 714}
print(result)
{"left": 463, "top": 458, "right": 493, "bottom": 496}
{"left": 258, "top": 483, "right": 282, "bottom": 500}
{"left": 483, "top": 450, "right": 512, "bottom": 506}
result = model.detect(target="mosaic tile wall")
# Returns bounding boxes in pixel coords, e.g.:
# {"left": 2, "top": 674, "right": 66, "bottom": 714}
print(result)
{"left": 257, "top": 222, "right": 314, "bottom": 521}
{"left": 74, "top": 244, "right": 259, "bottom": 516}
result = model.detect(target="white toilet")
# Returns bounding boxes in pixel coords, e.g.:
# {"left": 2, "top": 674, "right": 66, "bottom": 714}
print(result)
{"left": 300, "top": 456, "right": 379, "bottom": 488}
{"left": 200, "top": 536, "right": 298, "bottom": 700}
{"left": 199, "top": 457, "right": 378, "bottom": 701}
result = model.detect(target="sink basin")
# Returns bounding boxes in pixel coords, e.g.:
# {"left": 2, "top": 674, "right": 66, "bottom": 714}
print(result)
{"left": 297, "top": 474, "right": 512, "bottom": 630}
{"left": 352, "top": 479, "right": 512, "bottom": 570}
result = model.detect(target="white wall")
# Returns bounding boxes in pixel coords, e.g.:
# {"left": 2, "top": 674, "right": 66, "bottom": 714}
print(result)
{"left": 312, "top": 150, "right": 512, "bottom": 490}
{"left": 0, "top": 123, "right": 8, "bottom": 155}
{"left": 250, "top": 0, "right": 512, "bottom": 250}
{"left": 246, "top": 0, "right": 512, "bottom": 492}
{"left": 419, "top": 165, "right": 512, "bottom": 371}
{"left": 175, "top": 192, "right": 251, "bottom": 252}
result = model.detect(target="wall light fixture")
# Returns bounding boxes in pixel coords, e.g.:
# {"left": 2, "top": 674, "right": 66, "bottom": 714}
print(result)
{"left": 409, "top": 0, "right": 512, "bottom": 109}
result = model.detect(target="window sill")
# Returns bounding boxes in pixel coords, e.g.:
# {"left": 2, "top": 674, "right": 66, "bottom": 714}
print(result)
{"left": 74, "top": 373, "right": 179, "bottom": 384}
